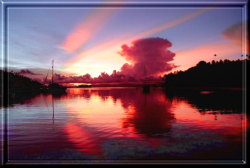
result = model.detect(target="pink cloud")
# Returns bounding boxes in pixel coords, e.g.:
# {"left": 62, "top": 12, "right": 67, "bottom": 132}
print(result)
{"left": 60, "top": 9, "right": 116, "bottom": 53}
{"left": 222, "top": 22, "right": 243, "bottom": 46}
{"left": 119, "top": 37, "right": 176, "bottom": 78}
{"left": 64, "top": 8, "right": 209, "bottom": 70}
{"left": 222, "top": 21, "right": 249, "bottom": 54}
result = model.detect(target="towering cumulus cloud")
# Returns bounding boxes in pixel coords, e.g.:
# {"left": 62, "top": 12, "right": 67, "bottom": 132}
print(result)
{"left": 119, "top": 37, "right": 176, "bottom": 78}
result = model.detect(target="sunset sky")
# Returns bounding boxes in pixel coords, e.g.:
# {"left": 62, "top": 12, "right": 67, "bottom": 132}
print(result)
{"left": 1, "top": 0, "right": 248, "bottom": 80}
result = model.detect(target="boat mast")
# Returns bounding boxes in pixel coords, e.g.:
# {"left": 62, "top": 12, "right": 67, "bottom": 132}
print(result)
{"left": 51, "top": 59, "right": 54, "bottom": 84}
{"left": 44, "top": 69, "right": 49, "bottom": 84}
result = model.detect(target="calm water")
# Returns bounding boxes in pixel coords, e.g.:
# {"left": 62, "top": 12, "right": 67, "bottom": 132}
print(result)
{"left": 2, "top": 87, "right": 246, "bottom": 162}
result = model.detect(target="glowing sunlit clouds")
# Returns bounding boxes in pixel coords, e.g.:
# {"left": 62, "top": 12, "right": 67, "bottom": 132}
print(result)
{"left": 64, "top": 8, "right": 211, "bottom": 76}
{"left": 222, "top": 21, "right": 247, "bottom": 47}
{"left": 65, "top": 53, "right": 126, "bottom": 77}
{"left": 65, "top": 36, "right": 126, "bottom": 66}
{"left": 60, "top": 8, "right": 116, "bottom": 53}
{"left": 222, "top": 21, "right": 249, "bottom": 55}
{"left": 64, "top": 37, "right": 128, "bottom": 77}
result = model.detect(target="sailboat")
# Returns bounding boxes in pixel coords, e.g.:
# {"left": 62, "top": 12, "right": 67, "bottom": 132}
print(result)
{"left": 47, "top": 60, "right": 67, "bottom": 93}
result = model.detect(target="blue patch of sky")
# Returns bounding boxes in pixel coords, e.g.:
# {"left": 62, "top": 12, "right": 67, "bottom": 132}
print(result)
{"left": 5, "top": 4, "right": 243, "bottom": 70}
{"left": 7, "top": 7, "right": 94, "bottom": 68}
{"left": 85, "top": 8, "right": 198, "bottom": 47}
{"left": 154, "top": 7, "right": 242, "bottom": 52}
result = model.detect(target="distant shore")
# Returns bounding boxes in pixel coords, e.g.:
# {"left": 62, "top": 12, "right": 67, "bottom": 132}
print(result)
{"left": 64, "top": 82, "right": 245, "bottom": 92}
{"left": 64, "top": 81, "right": 164, "bottom": 88}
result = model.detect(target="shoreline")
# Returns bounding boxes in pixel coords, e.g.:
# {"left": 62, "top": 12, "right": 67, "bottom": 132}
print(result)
{"left": 65, "top": 84, "right": 245, "bottom": 91}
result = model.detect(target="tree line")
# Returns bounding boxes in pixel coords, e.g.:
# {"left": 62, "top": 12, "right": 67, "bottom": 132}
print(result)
{"left": 163, "top": 59, "right": 248, "bottom": 88}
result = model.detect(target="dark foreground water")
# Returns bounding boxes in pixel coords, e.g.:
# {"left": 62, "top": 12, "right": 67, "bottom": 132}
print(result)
{"left": 1, "top": 87, "right": 246, "bottom": 163}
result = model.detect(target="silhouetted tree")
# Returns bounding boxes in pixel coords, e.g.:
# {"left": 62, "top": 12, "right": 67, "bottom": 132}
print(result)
{"left": 163, "top": 59, "right": 248, "bottom": 88}
{"left": 0, "top": 70, "right": 46, "bottom": 106}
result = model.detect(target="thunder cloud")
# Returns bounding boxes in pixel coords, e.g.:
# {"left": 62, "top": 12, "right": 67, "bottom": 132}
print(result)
{"left": 119, "top": 37, "right": 176, "bottom": 78}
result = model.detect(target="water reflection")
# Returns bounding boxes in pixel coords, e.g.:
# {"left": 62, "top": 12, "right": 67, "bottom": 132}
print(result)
{"left": 164, "top": 88, "right": 242, "bottom": 114}
{"left": 4, "top": 87, "right": 245, "bottom": 161}
{"left": 120, "top": 90, "right": 175, "bottom": 137}
{"left": 63, "top": 88, "right": 176, "bottom": 156}
{"left": 76, "top": 88, "right": 175, "bottom": 137}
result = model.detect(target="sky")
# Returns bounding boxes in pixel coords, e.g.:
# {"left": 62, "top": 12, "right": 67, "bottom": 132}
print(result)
{"left": 1, "top": 0, "right": 248, "bottom": 82}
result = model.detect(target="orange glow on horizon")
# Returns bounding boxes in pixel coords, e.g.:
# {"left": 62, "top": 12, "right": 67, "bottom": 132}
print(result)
{"left": 171, "top": 41, "right": 241, "bottom": 72}
{"left": 63, "top": 8, "right": 211, "bottom": 77}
